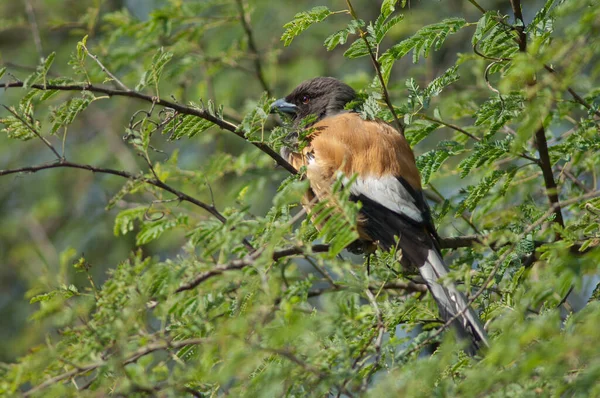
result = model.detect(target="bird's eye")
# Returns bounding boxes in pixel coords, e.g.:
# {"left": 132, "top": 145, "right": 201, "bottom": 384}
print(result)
{"left": 301, "top": 95, "right": 310, "bottom": 104}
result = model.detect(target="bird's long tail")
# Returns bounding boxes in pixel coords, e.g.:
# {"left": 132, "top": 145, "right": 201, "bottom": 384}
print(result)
{"left": 404, "top": 241, "right": 489, "bottom": 353}
{"left": 352, "top": 192, "right": 489, "bottom": 352}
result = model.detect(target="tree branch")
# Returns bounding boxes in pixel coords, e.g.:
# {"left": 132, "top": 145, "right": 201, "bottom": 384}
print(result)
{"left": 235, "top": 0, "right": 271, "bottom": 96}
{"left": 509, "top": 0, "right": 526, "bottom": 52}
{"left": 2, "top": 104, "right": 62, "bottom": 160}
{"left": 175, "top": 244, "right": 331, "bottom": 293}
{"left": 467, "top": 0, "right": 486, "bottom": 14}
{"left": 439, "top": 235, "right": 483, "bottom": 249}
{"left": 307, "top": 280, "right": 427, "bottom": 298}
{"left": 175, "top": 235, "right": 488, "bottom": 295}
{"left": 345, "top": 0, "right": 404, "bottom": 135}
{"left": 81, "top": 43, "right": 130, "bottom": 91}
{"left": 23, "top": 338, "right": 207, "bottom": 397}
{"left": 507, "top": 1, "right": 565, "bottom": 229}
{"left": 535, "top": 126, "right": 565, "bottom": 227}
{"left": 24, "top": 0, "right": 43, "bottom": 58}
{"left": 543, "top": 64, "right": 600, "bottom": 118}
{"left": 417, "top": 113, "right": 480, "bottom": 142}
{"left": 557, "top": 163, "right": 591, "bottom": 193}
{"left": 0, "top": 160, "right": 254, "bottom": 250}
{"left": 0, "top": 81, "right": 297, "bottom": 174}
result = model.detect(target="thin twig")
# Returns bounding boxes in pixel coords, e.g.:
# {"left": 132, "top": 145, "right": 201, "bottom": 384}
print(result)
{"left": 416, "top": 113, "right": 480, "bottom": 142}
{"left": 557, "top": 163, "right": 591, "bottom": 193}
{"left": 2, "top": 105, "right": 62, "bottom": 160}
{"left": 426, "top": 184, "right": 481, "bottom": 235}
{"left": 467, "top": 0, "right": 486, "bottom": 14}
{"left": 2, "top": 61, "right": 55, "bottom": 75}
{"left": 416, "top": 113, "right": 538, "bottom": 163}
{"left": 24, "top": 0, "right": 43, "bottom": 58}
{"left": 345, "top": 0, "right": 403, "bottom": 135}
{"left": 261, "top": 347, "right": 326, "bottom": 378}
{"left": 438, "top": 234, "right": 483, "bottom": 249}
{"left": 364, "top": 288, "right": 384, "bottom": 377}
{"left": 543, "top": 64, "right": 600, "bottom": 118}
{"left": 235, "top": 0, "right": 271, "bottom": 96}
{"left": 484, "top": 61, "right": 504, "bottom": 103}
{"left": 336, "top": 285, "right": 391, "bottom": 396}
{"left": 23, "top": 338, "right": 207, "bottom": 397}
{"left": 176, "top": 244, "right": 331, "bottom": 293}
{"left": 0, "top": 160, "right": 254, "bottom": 250}
{"left": 81, "top": 44, "right": 130, "bottom": 91}
{"left": 304, "top": 255, "right": 338, "bottom": 286}
{"left": 307, "top": 280, "right": 427, "bottom": 298}
{"left": 0, "top": 81, "right": 297, "bottom": 174}
{"left": 555, "top": 285, "right": 574, "bottom": 309}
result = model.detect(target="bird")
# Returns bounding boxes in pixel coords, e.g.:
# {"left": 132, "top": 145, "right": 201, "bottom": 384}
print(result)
{"left": 271, "top": 76, "right": 489, "bottom": 353}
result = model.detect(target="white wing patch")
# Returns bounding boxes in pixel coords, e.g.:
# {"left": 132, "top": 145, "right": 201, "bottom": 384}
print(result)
{"left": 344, "top": 175, "right": 424, "bottom": 223}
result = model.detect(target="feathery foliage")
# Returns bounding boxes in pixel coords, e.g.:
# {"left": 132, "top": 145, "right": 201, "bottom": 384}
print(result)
{"left": 0, "top": 0, "right": 599, "bottom": 396}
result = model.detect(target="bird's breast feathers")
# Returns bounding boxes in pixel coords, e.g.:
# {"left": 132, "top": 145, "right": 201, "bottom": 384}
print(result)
{"left": 285, "top": 112, "right": 425, "bottom": 225}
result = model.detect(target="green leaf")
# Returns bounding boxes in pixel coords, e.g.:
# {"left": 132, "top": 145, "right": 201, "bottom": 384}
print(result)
{"left": 106, "top": 179, "right": 146, "bottom": 210}
{"left": 359, "top": 93, "right": 382, "bottom": 120}
{"left": 136, "top": 215, "right": 188, "bottom": 245}
{"left": 240, "top": 93, "right": 270, "bottom": 141}
{"left": 381, "top": 0, "right": 398, "bottom": 19}
{"left": 416, "top": 141, "right": 465, "bottom": 185}
{"left": 40, "top": 52, "right": 56, "bottom": 86}
{"left": 49, "top": 91, "right": 95, "bottom": 134}
{"left": 30, "top": 292, "right": 56, "bottom": 304}
{"left": 380, "top": 19, "right": 464, "bottom": 84}
{"left": 474, "top": 94, "right": 523, "bottom": 138}
{"left": 344, "top": 35, "right": 376, "bottom": 59}
{"left": 373, "top": 14, "right": 404, "bottom": 43}
{"left": 457, "top": 170, "right": 505, "bottom": 213}
{"left": 136, "top": 47, "right": 173, "bottom": 92}
{"left": 382, "top": 18, "right": 466, "bottom": 64}
{"left": 281, "top": 6, "right": 331, "bottom": 46}
{"left": 69, "top": 35, "right": 89, "bottom": 78}
{"left": 405, "top": 120, "right": 440, "bottom": 146}
{"left": 472, "top": 12, "right": 496, "bottom": 46}
{"left": 273, "top": 178, "right": 310, "bottom": 208}
{"left": 168, "top": 114, "right": 214, "bottom": 140}
{"left": 458, "top": 137, "right": 512, "bottom": 177}
{"left": 424, "top": 66, "right": 459, "bottom": 98}
{"left": 21, "top": 52, "right": 56, "bottom": 89}
{"left": 114, "top": 206, "right": 147, "bottom": 236}
{"left": 0, "top": 67, "right": 6, "bottom": 80}
{"left": 473, "top": 20, "right": 519, "bottom": 63}
{"left": 0, "top": 102, "right": 41, "bottom": 141}
{"left": 309, "top": 175, "right": 360, "bottom": 256}
{"left": 528, "top": 0, "right": 557, "bottom": 35}
{"left": 324, "top": 19, "right": 364, "bottom": 51}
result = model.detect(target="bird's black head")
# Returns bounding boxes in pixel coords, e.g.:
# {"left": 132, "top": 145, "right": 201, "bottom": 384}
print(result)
{"left": 271, "top": 77, "right": 356, "bottom": 125}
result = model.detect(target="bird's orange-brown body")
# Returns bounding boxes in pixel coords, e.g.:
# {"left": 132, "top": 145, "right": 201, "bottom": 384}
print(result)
{"left": 288, "top": 113, "right": 423, "bottom": 244}
{"left": 292, "top": 113, "right": 421, "bottom": 188}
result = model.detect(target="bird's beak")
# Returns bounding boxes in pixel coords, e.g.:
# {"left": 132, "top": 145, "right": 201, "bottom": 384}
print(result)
{"left": 270, "top": 98, "right": 298, "bottom": 115}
